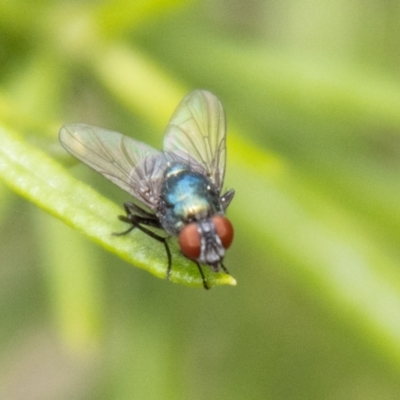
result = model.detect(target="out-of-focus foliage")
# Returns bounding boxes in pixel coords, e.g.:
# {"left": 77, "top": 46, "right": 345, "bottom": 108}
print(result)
{"left": 1, "top": 0, "right": 400, "bottom": 399}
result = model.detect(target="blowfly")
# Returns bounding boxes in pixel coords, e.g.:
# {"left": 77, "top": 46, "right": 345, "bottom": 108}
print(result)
{"left": 59, "top": 90, "right": 235, "bottom": 289}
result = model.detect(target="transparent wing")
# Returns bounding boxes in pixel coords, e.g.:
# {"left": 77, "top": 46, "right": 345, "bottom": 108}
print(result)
{"left": 59, "top": 123, "right": 167, "bottom": 211}
{"left": 163, "top": 90, "right": 227, "bottom": 190}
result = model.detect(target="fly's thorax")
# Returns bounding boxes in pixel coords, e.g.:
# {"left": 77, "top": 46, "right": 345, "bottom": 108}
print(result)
{"left": 178, "top": 216, "right": 234, "bottom": 269}
{"left": 157, "top": 163, "right": 222, "bottom": 235}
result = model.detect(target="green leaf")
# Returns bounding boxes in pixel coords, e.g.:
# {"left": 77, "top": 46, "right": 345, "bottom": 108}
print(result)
{"left": 0, "top": 126, "right": 236, "bottom": 288}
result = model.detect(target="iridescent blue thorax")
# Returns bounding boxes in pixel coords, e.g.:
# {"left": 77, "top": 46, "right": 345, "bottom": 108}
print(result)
{"left": 157, "top": 163, "right": 222, "bottom": 235}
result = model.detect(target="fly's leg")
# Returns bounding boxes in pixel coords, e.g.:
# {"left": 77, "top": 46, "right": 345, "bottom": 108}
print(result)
{"left": 121, "top": 202, "right": 159, "bottom": 220}
{"left": 113, "top": 202, "right": 172, "bottom": 281}
{"left": 195, "top": 261, "right": 210, "bottom": 290}
{"left": 220, "top": 261, "right": 229, "bottom": 274}
{"left": 220, "top": 189, "right": 235, "bottom": 211}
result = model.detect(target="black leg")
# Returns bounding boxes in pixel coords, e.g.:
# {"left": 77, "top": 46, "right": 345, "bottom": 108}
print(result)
{"left": 130, "top": 222, "right": 173, "bottom": 280}
{"left": 113, "top": 221, "right": 136, "bottom": 236}
{"left": 123, "top": 202, "right": 156, "bottom": 219}
{"left": 195, "top": 261, "right": 210, "bottom": 290}
{"left": 220, "top": 261, "right": 229, "bottom": 274}
{"left": 114, "top": 203, "right": 173, "bottom": 282}
{"left": 220, "top": 189, "right": 235, "bottom": 211}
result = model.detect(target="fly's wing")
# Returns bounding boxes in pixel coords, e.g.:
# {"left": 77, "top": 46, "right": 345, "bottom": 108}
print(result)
{"left": 59, "top": 123, "right": 167, "bottom": 211}
{"left": 163, "top": 90, "right": 227, "bottom": 190}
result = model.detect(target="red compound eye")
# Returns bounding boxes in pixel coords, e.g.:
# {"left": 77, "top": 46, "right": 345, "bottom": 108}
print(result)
{"left": 212, "top": 216, "right": 234, "bottom": 249}
{"left": 179, "top": 223, "right": 201, "bottom": 260}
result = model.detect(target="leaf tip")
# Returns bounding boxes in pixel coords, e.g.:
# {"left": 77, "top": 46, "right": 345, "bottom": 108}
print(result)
{"left": 218, "top": 274, "right": 237, "bottom": 287}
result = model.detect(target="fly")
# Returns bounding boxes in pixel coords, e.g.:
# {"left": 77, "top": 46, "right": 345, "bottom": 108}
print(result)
{"left": 59, "top": 90, "right": 235, "bottom": 289}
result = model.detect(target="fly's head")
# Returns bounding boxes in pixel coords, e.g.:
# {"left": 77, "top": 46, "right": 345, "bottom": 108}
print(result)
{"left": 178, "top": 215, "right": 234, "bottom": 271}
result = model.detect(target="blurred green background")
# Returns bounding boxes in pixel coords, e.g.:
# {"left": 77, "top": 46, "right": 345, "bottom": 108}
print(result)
{"left": 2, "top": 0, "right": 400, "bottom": 398}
